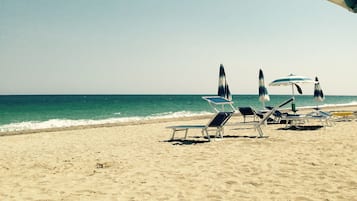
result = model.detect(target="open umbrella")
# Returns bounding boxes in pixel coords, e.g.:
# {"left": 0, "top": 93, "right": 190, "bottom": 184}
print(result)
{"left": 270, "top": 74, "right": 313, "bottom": 112}
{"left": 218, "top": 64, "right": 232, "bottom": 101}
{"left": 258, "top": 69, "right": 270, "bottom": 108}
{"left": 314, "top": 76, "right": 324, "bottom": 109}
{"left": 328, "top": 0, "right": 357, "bottom": 13}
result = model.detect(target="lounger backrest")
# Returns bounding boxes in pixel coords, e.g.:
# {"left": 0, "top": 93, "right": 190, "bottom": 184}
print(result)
{"left": 207, "top": 112, "right": 234, "bottom": 127}
{"left": 266, "top": 106, "right": 284, "bottom": 117}
{"left": 319, "top": 111, "right": 331, "bottom": 117}
{"left": 258, "top": 97, "right": 294, "bottom": 125}
{"left": 238, "top": 107, "right": 255, "bottom": 115}
{"left": 278, "top": 97, "right": 294, "bottom": 108}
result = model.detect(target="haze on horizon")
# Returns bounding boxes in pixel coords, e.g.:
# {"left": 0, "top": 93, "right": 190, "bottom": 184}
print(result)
{"left": 0, "top": 1, "right": 356, "bottom": 96}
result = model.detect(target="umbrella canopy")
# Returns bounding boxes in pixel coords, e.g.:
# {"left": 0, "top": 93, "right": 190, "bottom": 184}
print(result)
{"left": 258, "top": 69, "right": 270, "bottom": 107}
{"left": 218, "top": 64, "right": 232, "bottom": 101}
{"left": 270, "top": 74, "right": 313, "bottom": 112}
{"left": 269, "top": 74, "right": 314, "bottom": 96}
{"left": 314, "top": 77, "right": 324, "bottom": 102}
{"left": 328, "top": 0, "right": 357, "bottom": 13}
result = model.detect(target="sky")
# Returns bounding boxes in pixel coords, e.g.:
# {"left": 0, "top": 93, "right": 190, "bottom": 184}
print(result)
{"left": 0, "top": 0, "right": 356, "bottom": 95}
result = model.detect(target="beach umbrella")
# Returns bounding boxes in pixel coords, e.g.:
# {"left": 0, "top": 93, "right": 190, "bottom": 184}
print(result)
{"left": 270, "top": 74, "right": 314, "bottom": 112}
{"left": 314, "top": 76, "right": 324, "bottom": 109}
{"left": 328, "top": 0, "right": 357, "bottom": 13}
{"left": 258, "top": 69, "right": 270, "bottom": 108}
{"left": 218, "top": 64, "right": 232, "bottom": 101}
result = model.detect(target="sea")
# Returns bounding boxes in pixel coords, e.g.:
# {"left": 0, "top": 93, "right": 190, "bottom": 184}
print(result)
{"left": 1, "top": 94, "right": 357, "bottom": 132}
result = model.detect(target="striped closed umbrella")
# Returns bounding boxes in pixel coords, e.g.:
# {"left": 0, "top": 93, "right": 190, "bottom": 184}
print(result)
{"left": 258, "top": 69, "right": 270, "bottom": 108}
{"left": 218, "top": 64, "right": 232, "bottom": 101}
{"left": 328, "top": 0, "right": 357, "bottom": 13}
{"left": 314, "top": 77, "right": 324, "bottom": 109}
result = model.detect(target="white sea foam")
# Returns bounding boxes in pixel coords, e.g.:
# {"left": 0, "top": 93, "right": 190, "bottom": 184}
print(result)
{"left": 298, "top": 101, "right": 357, "bottom": 109}
{"left": 150, "top": 111, "right": 211, "bottom": 118}
{"left": 321, "top": 101, "right": 357, "bottom": 107}
{"left": 0, "top": 111, "right": 212, "bottom": 132}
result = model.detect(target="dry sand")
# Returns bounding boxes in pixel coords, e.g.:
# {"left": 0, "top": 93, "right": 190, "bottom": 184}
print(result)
{"left": 0, "top": 106, "right": 356, "bottom": 201}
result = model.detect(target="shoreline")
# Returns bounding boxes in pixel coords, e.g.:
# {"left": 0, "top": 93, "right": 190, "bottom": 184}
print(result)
{"left": 1, "top": 104, "right": 357, "bottom": 137}
{"left": 0, "top": 115, "right": 213, "bottom": 137}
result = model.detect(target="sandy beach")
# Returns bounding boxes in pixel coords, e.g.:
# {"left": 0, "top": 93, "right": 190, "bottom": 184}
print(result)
{"left": 0, "top": 106, "right": 356, "bottom": 201}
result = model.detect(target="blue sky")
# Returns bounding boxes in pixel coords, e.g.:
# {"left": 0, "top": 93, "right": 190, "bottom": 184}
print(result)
{"left": 0, "top": 0, "right": 356, "bottom": 95}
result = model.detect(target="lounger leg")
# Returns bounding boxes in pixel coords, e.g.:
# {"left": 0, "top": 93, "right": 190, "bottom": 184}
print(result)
{"left": 171, "top": 129, "right": 177, "bottom": 140}
{"left": 217, "top": 127, "right": 224, "bottom": 138}
{"left": 256, "top": 125, "right": 264, "bottom": 138}
{"left": 204, "top": 129, "right": 211, "bottom": 142}
{"left": 201, "top": 130, "right": 205, "bottom": 137}
{"left": 184, "top": 129, "right": 188, "bottom": 139}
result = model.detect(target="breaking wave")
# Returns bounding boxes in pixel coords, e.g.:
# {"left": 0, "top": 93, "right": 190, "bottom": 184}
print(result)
{"left": 0, "top": 110, "right": 212, "bottom": 132}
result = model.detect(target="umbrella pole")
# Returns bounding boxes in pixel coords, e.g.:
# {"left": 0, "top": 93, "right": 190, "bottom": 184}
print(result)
{"left": 262, "top": 101, "right": 267, "bottom": 125}
{"left": 291, "top": 84, "right": 296, "bottom": 113}
{"left": 291, "top": 84, "right": 295, "bottom": 98}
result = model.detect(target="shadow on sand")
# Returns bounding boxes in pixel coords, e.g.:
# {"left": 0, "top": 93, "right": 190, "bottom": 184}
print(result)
{"left": 163, "top": 134, "right": 268, "bottom": 145}
{"left": 278, "top": 125, "right": 324, "bottom": 131}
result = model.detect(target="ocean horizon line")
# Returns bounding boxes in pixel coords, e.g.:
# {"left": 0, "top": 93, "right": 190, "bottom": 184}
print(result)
{"left": 1, "top": 93, "right": 357, "bottom": 96}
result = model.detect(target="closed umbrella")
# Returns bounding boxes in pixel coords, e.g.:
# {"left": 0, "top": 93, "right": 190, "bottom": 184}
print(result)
{"left": 328, "top": 0, "right": 357, "bottom": 13}
{"left": 314, "top": 76, "right": 324, "bottom": 110}
{"left": 270, "top": 74, "right": 314, "bottom": 112}
{"left": 218, "top": 64, "right": 232, "bottom": 101}
{"left": 258, "top": 69, "right": 270, "bottom": 108}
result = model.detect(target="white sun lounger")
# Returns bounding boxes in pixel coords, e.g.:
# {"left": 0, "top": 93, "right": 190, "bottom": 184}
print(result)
{"left": 282, "top": 111, "right": 333, "bottom": 128}
{"left": 167, "top": 111, "right": 234, "bottom": 142}
{"left": 234, "top": 97, "right": 294, "bottom": 138}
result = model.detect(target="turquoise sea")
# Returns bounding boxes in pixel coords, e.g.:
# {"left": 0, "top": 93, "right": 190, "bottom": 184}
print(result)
{"left": 1, "top": 94, "right": 357, "bottom": 132}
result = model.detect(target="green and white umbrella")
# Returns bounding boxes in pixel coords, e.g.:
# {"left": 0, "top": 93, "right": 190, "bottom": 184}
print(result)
{"left": 328, "top": 0, "right": 357, "bottom": 13}
{"left": 270, "top": 74, "right": 314, "bottom": 112}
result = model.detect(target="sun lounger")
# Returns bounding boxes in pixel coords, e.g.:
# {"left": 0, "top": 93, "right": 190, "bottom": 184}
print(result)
{"left": 238, "top": 106, "right": 263, "bottom": 123}
{"left": 330, "top": 111, "right": 355, "bottom": 121}
{"left": 234, "top": 98, "right": 294, "bottom": 137}
{"left": 265, "top": 106, "right": 288, "bottom": 124}
{"left": 167, "top": 111, "right": 234, "bottom": 142}
{"left": 282, "top": 111, "right": 333, "bottom": 128}
{"left": 307, "top": 110, "right": 335, "bottom": 126}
